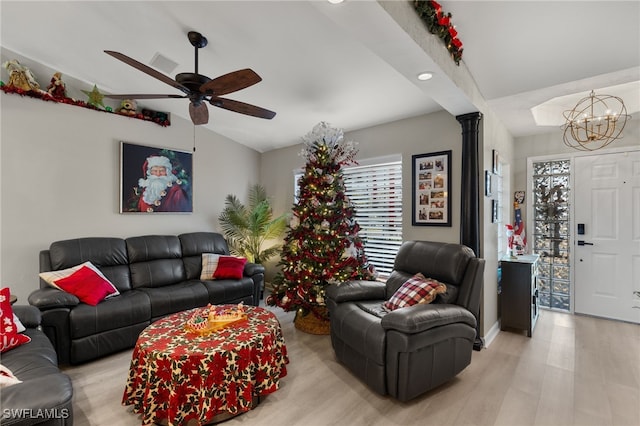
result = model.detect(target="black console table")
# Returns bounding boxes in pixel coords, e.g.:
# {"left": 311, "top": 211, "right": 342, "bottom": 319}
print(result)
{"left": 500, "top": 254, "right": 539, "bottom": 337}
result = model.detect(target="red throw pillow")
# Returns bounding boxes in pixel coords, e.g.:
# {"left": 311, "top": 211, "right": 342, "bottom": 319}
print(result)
{"left": 1, "top": 287, "right": 31, "bottom": 353}
{"left": 54, "top": 265, "right": 117, "bottom": 306}
{"left": 213, "top": 256, "right": 247, "bottom": 280}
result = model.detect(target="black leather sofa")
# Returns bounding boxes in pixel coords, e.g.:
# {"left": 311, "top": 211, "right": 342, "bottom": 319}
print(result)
{"left": 28, "top": 232, "right": 264, "bottom": 365}
{"left": 1, "top": 305, "right": 73, "bottom": 426}
{"left": 326, "top": 240, "right": 485, "bottom": 402}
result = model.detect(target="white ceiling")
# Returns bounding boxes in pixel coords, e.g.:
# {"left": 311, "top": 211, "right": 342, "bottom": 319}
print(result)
{"left": 1, "top": 1, "right": 638, "bottom": 153}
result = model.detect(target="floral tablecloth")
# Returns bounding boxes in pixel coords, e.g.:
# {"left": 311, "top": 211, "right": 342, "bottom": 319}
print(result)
{"left": 122, "top": 305, "right": 288, "bottom": 426}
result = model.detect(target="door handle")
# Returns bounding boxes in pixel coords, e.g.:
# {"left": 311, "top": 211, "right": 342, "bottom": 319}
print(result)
{"left": 577, "top": 240, "right": 594, "bottom": 246}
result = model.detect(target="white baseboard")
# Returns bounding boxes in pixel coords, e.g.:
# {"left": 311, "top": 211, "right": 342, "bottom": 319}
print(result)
{"left": 482, "top": 320, "right": 501, "bottom": 348}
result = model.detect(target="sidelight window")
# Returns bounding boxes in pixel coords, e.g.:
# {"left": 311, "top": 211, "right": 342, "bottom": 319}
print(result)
{"left": 532, "top": 159, "right": 571, "bottom": 311}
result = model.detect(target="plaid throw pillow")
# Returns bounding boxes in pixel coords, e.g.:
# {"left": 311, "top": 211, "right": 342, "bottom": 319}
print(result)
{"left": 383, "top": 273, "right": 447, "bottom": 311}
{"left": 200, "top": 253, "right": 221, "bottom": 279}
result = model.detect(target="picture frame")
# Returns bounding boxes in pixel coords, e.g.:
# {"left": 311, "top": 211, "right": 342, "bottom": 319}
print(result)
{"left": 412, "top": 150, "right": 452, "bottom": 226}
{"left": 492, "top": 199, "right": 499, "bottom": 223}
{"left": 120, "top": 141, "right": 193, "bottom": 213}
{"left": 492, "top": 149, "right": 500, "bottom": 174}
{"left": 485, "top": 170, "right": 492, "bottom": 197}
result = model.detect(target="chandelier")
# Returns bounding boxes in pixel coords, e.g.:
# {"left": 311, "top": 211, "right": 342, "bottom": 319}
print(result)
{"left": 562, "top": 90, "right": 630, "bottom": 151}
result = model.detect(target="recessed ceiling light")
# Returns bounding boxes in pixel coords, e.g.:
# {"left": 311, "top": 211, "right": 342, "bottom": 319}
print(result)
{"left": 328, "top": 0, "right": 344, "bottom": 4}
{"left": 417, "top": 72, "right": 434, "bottom": 81}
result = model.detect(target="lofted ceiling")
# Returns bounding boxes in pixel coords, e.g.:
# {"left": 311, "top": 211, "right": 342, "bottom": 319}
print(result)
{"left": 1, "top": 1, "right": 638, "bottom": 153}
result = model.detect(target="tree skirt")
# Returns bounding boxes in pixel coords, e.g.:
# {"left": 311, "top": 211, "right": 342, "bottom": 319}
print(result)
{"left": 294, "top": 309, "right": 330, "bottom": 335}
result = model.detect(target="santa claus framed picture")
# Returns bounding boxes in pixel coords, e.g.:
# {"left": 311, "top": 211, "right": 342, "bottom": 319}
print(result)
{"left": 120, "top": 141, "right": 193, "bottom": 213}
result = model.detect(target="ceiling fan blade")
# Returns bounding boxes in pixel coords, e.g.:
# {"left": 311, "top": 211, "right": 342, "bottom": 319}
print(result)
{"left": 209, "top": 97, "right": 276, "bottom": 120}
{"left": 189, "top": 102, "right": 209, "bottom": 125}
{"left": 199, "top": 69, "right": 262, "bottom": 96}
{"left": 104, "top": 94, "right": 187, "bottom": 100}
{"left": 104, "top": 50, "right": 191, "bottom": 95}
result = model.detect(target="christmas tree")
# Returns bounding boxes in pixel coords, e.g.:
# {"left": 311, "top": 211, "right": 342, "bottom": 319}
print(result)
{"left": 266, "top": 122, "right": 376, "bottom": 331}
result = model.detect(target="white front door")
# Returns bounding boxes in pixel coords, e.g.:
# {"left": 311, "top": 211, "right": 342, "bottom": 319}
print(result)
{"left": 574, "top": 151, "right": 640, "bottom": 324}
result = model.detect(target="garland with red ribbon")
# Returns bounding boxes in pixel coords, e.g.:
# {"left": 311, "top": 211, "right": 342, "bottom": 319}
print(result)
{"left": 413, "top": 0, "right": 463, "bottom": 65}
{"left": 0, "top": 83, "right": 171, "bottom": 127}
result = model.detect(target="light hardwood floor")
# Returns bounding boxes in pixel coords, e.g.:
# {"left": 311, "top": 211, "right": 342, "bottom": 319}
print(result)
{"left": 63, "top": 304, "right": 640, "bottom": 426}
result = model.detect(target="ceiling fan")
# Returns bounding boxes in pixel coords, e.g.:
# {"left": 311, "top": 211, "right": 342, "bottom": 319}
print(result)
{"left": 103, "top": 31, "right": 276, "bottom": 125}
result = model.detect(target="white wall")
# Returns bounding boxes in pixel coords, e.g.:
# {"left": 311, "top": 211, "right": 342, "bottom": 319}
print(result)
{"left": 1, "top": 94, "right": 261, "bottom": 302}
{"left": 480, "top": 109, "right": 515, "bottom": 339}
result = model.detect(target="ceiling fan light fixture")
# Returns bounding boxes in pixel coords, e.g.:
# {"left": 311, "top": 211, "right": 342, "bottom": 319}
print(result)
{"left": 417, "top": 72, "right": 433, "bottom": 81}
{"left": 561, "top": 90, "right": 630, "bottom": 151}
{"left": 189, "top": 102, "right": 209, "bottom": 125}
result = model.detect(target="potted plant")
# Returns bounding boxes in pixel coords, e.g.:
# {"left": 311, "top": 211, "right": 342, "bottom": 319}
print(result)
{"left": 218, "top": 184, "right": 288, "bottom": 264}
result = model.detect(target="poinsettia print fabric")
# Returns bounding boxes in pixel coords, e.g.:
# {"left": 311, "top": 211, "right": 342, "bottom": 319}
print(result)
{"left": 123, "top": 306, "right": 288, "bottom": 426}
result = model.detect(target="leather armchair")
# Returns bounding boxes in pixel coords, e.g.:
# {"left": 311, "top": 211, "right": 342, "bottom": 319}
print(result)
{"left": 326, "top": 240, "right": 485, "bottom": 402}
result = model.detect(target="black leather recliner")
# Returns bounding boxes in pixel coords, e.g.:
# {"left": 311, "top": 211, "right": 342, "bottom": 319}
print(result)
{"left": 326, "top": 240, "right": 485, "bottom": 402}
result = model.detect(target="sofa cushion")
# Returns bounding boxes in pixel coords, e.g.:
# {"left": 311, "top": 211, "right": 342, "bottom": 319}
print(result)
{"left": 180, "top": 232, "right": 230, "bottom": 280}
{"left": 0, "top": 364, "right": 21, "bottom": 388}
{"left": 1, "top": 329, "right": 61, "bottom": 378}
{"left": 355, "top": 301, "right": 388, "bottom": 318}
{"left": 384, "top": 270, "right": 413, "bottom": 298}
{"left": 392, "top": 241, "right": 473, "bottom": 285}
{"left": 137, "top": 282, "right": 209, "bottom": 320}
{"left": 127, "top": 235, "right": 186, "bottom": 289}
{"left": 0, "top": 372, "right": 73, "bottom": 421}
{"left": 47, "top": 237, "right": 131, "bottom": 292}
{"left": 69, "top": 291, "right": 151, "bottom": 339}
{"left": 436, "top": 283, "right": 459, "bottom": 304}
{"left": 213, "top": 256, "right": 247, "bottom": 280}
{"left": 199, "top": 277, "right": 255, "bottom": 305}
{"left": 381, "top": 304, "right": 477, "bottom": 333}
{"left": 49, "top": 237, "right": 128, "bottom": 269}
{"left": 54, "top": 265, "right": 118, "bottom": 306}
{"left": 383, "top": 273, "right": 446, "bottom": 312}
{"left": 1, "top": 288, "right": 31, "bottom": 353}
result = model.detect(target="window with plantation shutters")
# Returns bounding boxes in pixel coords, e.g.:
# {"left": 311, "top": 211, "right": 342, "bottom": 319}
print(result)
{"left": 293, "top": 157, "right": 403, "bottom": 278}
{"left": 342, "top": 158, "right": 403, "bottom": 277}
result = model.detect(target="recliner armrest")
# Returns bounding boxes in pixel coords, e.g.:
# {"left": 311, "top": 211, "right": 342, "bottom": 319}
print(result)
{"left": 244, "top": 262, "right": 265, "bottom": 277}
{"left": 326, "top": 280, "right": 386, "bottom": 303}
{"left": 12, "top": 305, "right": 42, "bottom": 328}
{"left": 28, "top": 287, "right": 79, "bottom": 310}
{"left": 381, "top": 303, "right": 476, "bottom": 334}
